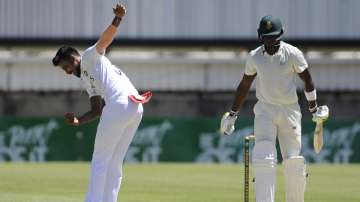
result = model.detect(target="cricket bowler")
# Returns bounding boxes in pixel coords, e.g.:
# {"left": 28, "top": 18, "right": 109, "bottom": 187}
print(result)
{"left": 52, "top": 4, "right": 151, "bottom": 202}
{"left": 220, "top": 16, "right": 329, "bottom": 202}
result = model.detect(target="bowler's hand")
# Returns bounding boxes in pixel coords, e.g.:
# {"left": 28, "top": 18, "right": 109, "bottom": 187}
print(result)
{"left": 64, "top": 112, "right": 80, "bottom": 126}
{"left": 113, "top": 4, "right": 126, "bottom": 18}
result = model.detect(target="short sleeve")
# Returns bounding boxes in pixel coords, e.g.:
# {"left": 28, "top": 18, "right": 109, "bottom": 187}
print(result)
{"left": 292, "top": 48, "right": 308, "bottom": 73}
{"left": 82, "top": 44, "right": 104, "bottom": 66}
{"left": 245, "top": 54, "right": 257, "bottom": 76}
{"left": 81, "top": 44, "right": 104, "bottom": 97}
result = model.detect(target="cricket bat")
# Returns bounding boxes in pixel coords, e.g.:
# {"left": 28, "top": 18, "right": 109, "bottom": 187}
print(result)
{"left": 313, "top": 120, "right": 324, "bottom": 154}
{"left": 312, "top": 105, "right": 329, "bottom": 154}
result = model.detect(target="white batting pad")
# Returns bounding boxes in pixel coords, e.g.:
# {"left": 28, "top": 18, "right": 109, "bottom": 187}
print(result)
{"left": 253, "top": 141, "right": 277, "bottom": 202}
{"left": 283, "top": 156, "right": 307, "bottom": 202}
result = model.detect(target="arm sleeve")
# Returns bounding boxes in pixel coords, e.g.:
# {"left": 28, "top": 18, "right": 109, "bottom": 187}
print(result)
{"left": 292, "top": 48, "right": 308, "bottom": 73}
{"left": 81, "top": 44, "right": 104, "bottom": 98}
{"left": 82, "top": 44, "right": 104, "bottom": 65}
{"left": 244, "top": 54, "right": 257, "bottom": 76}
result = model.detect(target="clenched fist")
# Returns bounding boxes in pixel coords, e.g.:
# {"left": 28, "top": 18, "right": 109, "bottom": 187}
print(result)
{"left": 113, "top": 4, "right": 126, "bottom": 18}
{"left": 64, "top": 112, "right": 80, "bottom": 126}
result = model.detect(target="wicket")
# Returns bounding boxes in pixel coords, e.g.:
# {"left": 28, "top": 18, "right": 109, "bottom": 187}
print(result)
{"left": 244, "top": 134, "right": 255, "bottom": 202}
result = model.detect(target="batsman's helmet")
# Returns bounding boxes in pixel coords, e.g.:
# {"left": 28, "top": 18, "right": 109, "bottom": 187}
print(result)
{"left": 257, "top": 15, "right": 283, "bottom": 40}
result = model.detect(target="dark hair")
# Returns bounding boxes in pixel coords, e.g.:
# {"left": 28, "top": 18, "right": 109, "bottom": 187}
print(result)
{"left": 52, "top": 46, "right": 80, "bottom": 66}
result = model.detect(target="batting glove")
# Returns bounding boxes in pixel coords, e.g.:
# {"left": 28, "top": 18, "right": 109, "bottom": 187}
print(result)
{"left": 220, "top": 111, "right": 238, "bottom": 135}
{"left": 312, "top": 105, "right": 329, "bottom": 123}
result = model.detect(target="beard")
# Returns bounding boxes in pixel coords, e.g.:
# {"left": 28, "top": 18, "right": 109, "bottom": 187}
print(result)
{"left": 264, "top": 40, "right": 281, "bottom": 55}
{"left": 74, "top": 63, "right": 81, "bottom": 78}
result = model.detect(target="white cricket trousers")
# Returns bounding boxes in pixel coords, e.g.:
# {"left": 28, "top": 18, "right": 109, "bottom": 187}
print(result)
{"left": 85, "top": 99, "right": 143, "bottom": 202}
{"left": 253, "top": 101, "right": 302, "bottom": 202}
{"left": 254, "top": 100, "right": 302, "bottom": 159}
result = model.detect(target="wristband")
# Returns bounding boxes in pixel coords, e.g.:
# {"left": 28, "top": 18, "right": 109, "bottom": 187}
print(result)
{"left": 304, "top": 89, "right": 317, "bottom": 101}
{"left": 112, "top": 16, "right": 122, "bottom": 27}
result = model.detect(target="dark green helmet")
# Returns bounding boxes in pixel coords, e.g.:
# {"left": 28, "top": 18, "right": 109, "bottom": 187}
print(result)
{"left": 257, "top": 15, "right": 283, "bottom": 39}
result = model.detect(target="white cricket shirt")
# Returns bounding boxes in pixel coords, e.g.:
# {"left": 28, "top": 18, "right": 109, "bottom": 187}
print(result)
{"left": 245, "top": 41, "right": 308, "bottom": 105}
{"left": 80, "top": 45, "right": 138, "bottom": 103}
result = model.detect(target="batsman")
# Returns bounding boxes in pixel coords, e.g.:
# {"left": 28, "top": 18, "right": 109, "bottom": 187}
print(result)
{"left": 220, "top": 16, "right": 329, "bottom": 202}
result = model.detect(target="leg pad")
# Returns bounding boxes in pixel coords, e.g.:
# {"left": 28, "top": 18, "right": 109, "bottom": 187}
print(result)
{"left": 283, "top": 156, "right": 306, "bottom": 202}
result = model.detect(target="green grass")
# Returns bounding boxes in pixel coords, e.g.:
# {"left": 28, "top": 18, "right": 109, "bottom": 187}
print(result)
{"left": 0, "top": 163, "right": 359, "bottom": 202}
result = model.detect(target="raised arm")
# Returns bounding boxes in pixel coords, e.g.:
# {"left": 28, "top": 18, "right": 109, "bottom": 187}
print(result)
{"left": 95, "top": 4, "right": 126, "bottom": 54}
